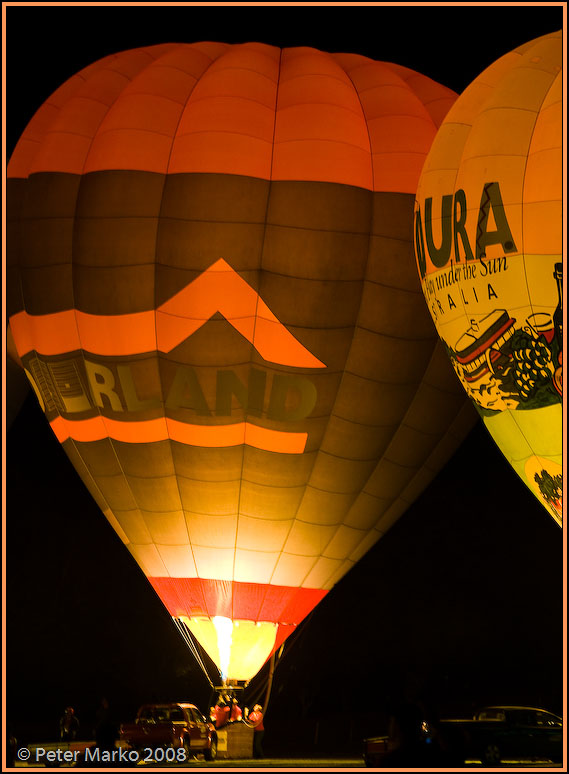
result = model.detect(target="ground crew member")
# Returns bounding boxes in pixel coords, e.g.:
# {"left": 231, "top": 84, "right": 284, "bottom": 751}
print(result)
{"left": 248, "top": 704, "right": 265, "bottom": 759}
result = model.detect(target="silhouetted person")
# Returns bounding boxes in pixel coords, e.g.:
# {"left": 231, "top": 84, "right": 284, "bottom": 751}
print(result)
{"left": 59, "top": 707, "right": 79, "bottom": 743}
{"left": 94, "top": 697, "right": 118, "bottom": 752}
{"left": 7, "top": 725, "right": 17, "bottom": 768}
{"left": 381, "top": 702, "right": 441, "bottom": 767}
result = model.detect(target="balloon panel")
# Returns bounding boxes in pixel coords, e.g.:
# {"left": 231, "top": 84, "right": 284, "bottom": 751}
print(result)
{"left": 8, "top": 43, "right": 475, "bottom": 680}
{"left": 414, "top": 31, "right": 562, "bottom": 525}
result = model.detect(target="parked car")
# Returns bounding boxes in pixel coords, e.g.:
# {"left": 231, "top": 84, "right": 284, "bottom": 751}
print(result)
{"left": 437, "top": 705, "right": 563, "bottom": 765}
{"left": 363, "top": 705, "right": 563, "bottom": 766}
{"left": 120, "top": 702, "right": 217, "bottom": 760}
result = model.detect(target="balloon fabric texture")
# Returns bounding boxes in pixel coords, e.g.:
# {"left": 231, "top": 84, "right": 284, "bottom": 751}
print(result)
{"left": 414, "top": 31, "right": 563, "bottom": 526}
{"left": 8, "top": 42, "right": 475, "bottom": 682}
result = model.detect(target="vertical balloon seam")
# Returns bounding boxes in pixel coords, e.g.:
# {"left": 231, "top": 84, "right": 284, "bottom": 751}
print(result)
{"left": 71, "top": 45, "right": 193, "bottom": 579}
{"left": 69, "top": 46, "right": 175, "bottom": 582}
{"left": 336, "top": 61, "right": 435, "bottom": 554}
{"left": 123, "top": 44, "right": 226, "bottom": 583}
{"left": 362, "top": 68, "right": 447, "bottom": 516}
{"left": 306, "top": 53, "right": 376, "bottom": 588}
{"left": 266, "top": 48, "right": 369, "bottom": 601}
{"left": 233, "top": 45, "right": 280, "bottom": 614}
{"left": 505, "top": 38, "right": 543, "bottom": 382}
{"left": 520, "top": 38, "right": 566, "bottom": 516}
{"left": 273, "top": 51, "right": 367, "bottom": 593}
{"left": 286, "top": 54, "right": 352, "bottom": 587}
{"left": 518, "top": 50, "right": 560, "bottom": 367}
{"left": 263, "top": 50, "right": 363, "bottom": 596}
{"left": 372, "top": 114, "right": 463, "bottom": 532}
{"left": 275, "top": 49, "right": 363, "bottom": 602}
{"left": 239, "top": 50, "right": 301, "bottom": 595}
{"left": 59, "top": 49, "right": 159, "bottom": 577}
{"left": 334, "top": 58, "right": 455, "bottom": 580}
{"left": 155, "top": 43, "right": 228, "bottom": 594}
{"left": 259, "top": 47, "right": 304, "bottom": 606}
{"left": 150, "top": 45, "right": 192, "bottom": 581}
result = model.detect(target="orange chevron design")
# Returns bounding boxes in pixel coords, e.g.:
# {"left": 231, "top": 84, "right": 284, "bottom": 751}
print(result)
{"left": 10, "top": 259, "right": 326, "bottom": 368}
{"left": 12, "top": 259, "right": 325, "bottom": 454}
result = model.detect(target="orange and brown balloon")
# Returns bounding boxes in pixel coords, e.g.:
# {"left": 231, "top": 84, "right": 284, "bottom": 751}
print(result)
{"left": 7, "top": 43, "right": 475, "bottom": 682}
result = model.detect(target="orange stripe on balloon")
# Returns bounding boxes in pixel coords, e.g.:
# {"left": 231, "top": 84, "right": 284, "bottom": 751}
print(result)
{"left": 9, "top": 309, "right": 157, "bottom": 358}
{"left": 10, "top": 310, "right": 80, "bottom": 358}
{"left": 50, "top": 415, "right": 308, "bottom": 453}
{"left": 10, "top": 259, "right": 326, "bottom": 369}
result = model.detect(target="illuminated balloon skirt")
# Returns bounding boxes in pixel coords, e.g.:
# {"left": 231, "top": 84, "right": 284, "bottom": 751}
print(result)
{"left": 149, "top": 577, "right": 326, "bottom": 682}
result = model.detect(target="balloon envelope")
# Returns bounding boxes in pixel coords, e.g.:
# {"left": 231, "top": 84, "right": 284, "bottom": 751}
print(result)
{"left": 414, "top": 31, "right": 563, "bottom": 526}
{"left": 7, "top": 42, "right": 475, "bottom": 681}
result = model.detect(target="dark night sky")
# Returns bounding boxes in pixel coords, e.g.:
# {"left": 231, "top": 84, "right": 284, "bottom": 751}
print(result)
{"left": 4, "top": 1, "right": 565, "bottom": 753}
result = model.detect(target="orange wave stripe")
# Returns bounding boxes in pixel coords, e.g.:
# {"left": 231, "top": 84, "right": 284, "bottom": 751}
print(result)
{"left": 50, "top": 415, "right": 308, "bottom": 453}
{"left": 10, "top": 309, "right": 157, "bottom": 359}
{"left": 10, "top": 259, "right": 326, "bottom": 368}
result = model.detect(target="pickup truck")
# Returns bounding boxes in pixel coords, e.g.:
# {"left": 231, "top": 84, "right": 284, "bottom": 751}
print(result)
{"left": 120, "top": 702, "right": 217, "bottom": 761}
{"left": 363, "top": 705, "right": 563, "bottom": 766}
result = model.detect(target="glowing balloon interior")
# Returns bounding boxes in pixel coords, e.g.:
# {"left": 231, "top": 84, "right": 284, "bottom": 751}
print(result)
{"left": 7, "top": 42, "right": 476, "bottom": 682}
{"left": 414, "top": 31, "right": 563, "bottom": 525}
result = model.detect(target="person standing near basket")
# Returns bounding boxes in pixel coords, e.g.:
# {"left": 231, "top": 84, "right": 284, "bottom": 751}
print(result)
{"left": 248, "top": 704, "right": 265, "bottom": 759}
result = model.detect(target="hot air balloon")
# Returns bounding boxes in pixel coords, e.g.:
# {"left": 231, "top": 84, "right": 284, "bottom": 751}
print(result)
{"left": 7, "top": 42, "right": 476, "bottom": 684}
{"left": 414, "top": 31, "right": 563, "bottom": 525}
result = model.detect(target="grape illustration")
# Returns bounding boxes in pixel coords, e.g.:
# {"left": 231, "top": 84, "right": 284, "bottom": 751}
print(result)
{"left": 512, "top": 332, "right": 554, "bottom": 399}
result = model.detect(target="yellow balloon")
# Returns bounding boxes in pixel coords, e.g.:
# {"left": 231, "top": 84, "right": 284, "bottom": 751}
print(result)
{"left": 414, "top": 31, "right": 562, "bottom": 525}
